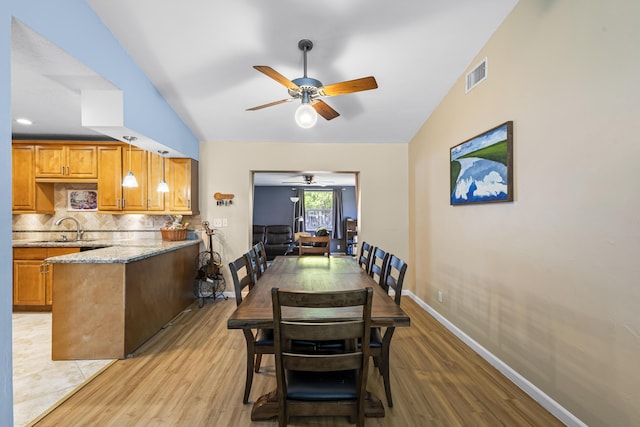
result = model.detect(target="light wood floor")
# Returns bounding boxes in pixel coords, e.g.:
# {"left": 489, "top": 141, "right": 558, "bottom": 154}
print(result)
{"left": 34, "top": 297, "right": 563, "bottom": 426}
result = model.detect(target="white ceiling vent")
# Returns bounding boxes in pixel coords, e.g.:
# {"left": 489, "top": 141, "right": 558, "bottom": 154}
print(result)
{"left": 466, "top": 57, "right": 488, "bottom": 93}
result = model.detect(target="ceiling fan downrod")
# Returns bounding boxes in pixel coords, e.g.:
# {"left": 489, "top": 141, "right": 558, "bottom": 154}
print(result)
{"left": 298, "top": 39, "right": 313, "bottom": 78}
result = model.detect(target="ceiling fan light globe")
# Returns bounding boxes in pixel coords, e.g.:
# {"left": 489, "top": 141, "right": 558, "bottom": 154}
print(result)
{"left": 295, "top": 103, "right": 317, "bottom": 128}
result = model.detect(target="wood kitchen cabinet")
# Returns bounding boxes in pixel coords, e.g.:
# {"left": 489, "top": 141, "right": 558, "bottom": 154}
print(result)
{"left": 35, "top": 144, "right": 97, "bottom": 180}
{"left": 13, "top": 247, "right": 81, "bottom": 311}
{"left": 11, "top": 144, "right": 54, "bottom": 214}
{"left": 97, "top": 145, "right": 123, "bottom": 211}
{"left": 122, "top": 148, "right": 165, "bottom": 211}
{"left": 98, "top": 146, "right": 166, "bottom": 211}
{"left": 166, "top": 158, "right": 199, "bottom": 215}
{"left": 146, "top": 151, "right": 165, "bottom": 211}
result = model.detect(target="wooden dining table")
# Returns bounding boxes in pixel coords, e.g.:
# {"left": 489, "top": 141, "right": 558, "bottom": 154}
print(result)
{"left": 227, "top": 255, "right": 411, "bottom": 420}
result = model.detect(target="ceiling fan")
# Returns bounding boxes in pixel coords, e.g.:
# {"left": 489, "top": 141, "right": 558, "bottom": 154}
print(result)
{"left": 282, "top": 174, "right": 333, "bottom": 186}
{"left": 247, "top": 39, "right": 378, "bottom": 128}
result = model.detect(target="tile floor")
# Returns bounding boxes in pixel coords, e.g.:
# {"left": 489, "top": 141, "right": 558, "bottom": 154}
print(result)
{"left": 12, "top": 312, "right": 113, "bottom": 427}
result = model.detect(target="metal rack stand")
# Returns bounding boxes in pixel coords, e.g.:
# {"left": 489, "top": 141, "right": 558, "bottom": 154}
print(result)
{"left": 193, "top": 221, "right": 227, "bottom": 308}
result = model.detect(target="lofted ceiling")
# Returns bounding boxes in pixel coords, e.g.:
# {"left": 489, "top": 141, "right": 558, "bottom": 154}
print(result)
{"left": 11, "top": 0, "right": 518, "bottom": 145}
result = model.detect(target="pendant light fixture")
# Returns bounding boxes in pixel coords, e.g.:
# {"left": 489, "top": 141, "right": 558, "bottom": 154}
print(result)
{"left": 122, "top": 135, "right": 139, "bottom": 188}
{"left": 157, "top": 150, "right": 169, "bottom": 193}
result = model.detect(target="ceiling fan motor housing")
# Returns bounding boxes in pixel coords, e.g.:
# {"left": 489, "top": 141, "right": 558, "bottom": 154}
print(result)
{"left": 289, "top": 77, "right": 323, "bottom": 99}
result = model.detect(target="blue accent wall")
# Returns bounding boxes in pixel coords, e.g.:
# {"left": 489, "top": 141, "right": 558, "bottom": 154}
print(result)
{"left": 253, "top": 187, "right": 294, "bottom": 226}
{"left": 11, "top": 0, "right": 199, "bottom": 159}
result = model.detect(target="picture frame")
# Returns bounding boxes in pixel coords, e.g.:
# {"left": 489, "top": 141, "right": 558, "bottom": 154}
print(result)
{"left": 67, "top": 190, "right": 98, "bottom": 211}
{"left": 450, "top": 121, "right": 513, "bottom": 205}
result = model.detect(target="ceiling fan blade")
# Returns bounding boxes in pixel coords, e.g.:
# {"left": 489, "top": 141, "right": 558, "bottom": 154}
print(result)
{"left": 246, "top": 99, "right": 293, "bottom": 111}
{"left": 253, "top": 66, "right": 299, "bottom": 90}
{"left": 312, "top": 100, "right": 340, "bottom": 121}
{"left": 321, "top": 76, "right": 378, "bottom": 97}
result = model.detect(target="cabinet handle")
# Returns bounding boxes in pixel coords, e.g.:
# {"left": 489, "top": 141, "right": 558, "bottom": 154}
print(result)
{"left": 45, "top": 263, "right": 50, "bottom": 274}
{"left": 39, "top": 263, "right": 45, "bottom": 274}
{"left": 117, "top": 198, "right": 120, "bottom": 209}
{"left": 66, "top": 166, "right": 69, "bottom": 175}
{"left": 122, "top": 199, "right": 126, "bottom": 209}
{"left": 188, "top": 199, "right": 191, "bottom": 209}
{"left": 61, "top": 166, "right": 65, "bottom": 175}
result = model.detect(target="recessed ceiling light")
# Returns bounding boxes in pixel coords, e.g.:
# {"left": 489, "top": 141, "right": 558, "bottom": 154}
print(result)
{"left": 15, "top": 118, "right": 33, "bottom": 125}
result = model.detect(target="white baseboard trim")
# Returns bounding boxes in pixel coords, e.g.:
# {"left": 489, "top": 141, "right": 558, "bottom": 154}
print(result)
{"left": 404, "top": 290, "right": 586, "bottom": 427}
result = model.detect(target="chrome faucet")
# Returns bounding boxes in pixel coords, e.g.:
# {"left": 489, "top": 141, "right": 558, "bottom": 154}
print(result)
{"left": 54, "top": 217, "right": 84, "bottom": 241}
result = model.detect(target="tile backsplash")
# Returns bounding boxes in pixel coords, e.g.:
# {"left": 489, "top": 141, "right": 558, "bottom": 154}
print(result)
{"left": 12, "top": 183, "right": 202, "bottom": 241}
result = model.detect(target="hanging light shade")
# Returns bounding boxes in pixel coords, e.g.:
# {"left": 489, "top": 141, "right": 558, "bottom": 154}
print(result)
{"left": 122, "top": 136, "right": 138, "bottom": 188}
{"left": 157, "top": 150, "right": 169, "bottom": 193}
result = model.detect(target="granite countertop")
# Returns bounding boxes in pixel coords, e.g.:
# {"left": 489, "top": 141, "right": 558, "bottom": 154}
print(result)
{"left": 13, "top": 238, "right": 202, "bottom": 264}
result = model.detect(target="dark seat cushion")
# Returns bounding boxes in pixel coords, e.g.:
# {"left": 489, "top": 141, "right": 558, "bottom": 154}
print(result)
{"left": 286, "top": 369, "right": 358, "bottom": 401}
{"left": 255, "top": 328, "right": 274, "bottom": 346}
{"left": 369, "top": 327, "right": 383, "bottom": 348}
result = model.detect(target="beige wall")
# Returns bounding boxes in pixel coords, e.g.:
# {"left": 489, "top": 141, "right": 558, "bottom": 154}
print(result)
{"left": 409, "top": 0, "right": 640, "bottom": 425}
{"left": 199, "top": 140, "right": 409, "bottom": 276}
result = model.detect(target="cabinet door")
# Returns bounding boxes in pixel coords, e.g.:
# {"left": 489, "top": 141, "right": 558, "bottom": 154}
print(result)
{"left": 146, "top": 151, "right": 165, "bottom": 211}
{"left": 167, "top": 158, "right": 198, "bottom": 214}
{"left": 12, "top": 145, "right": 36, "bottom": 210}
{"left": 97, "top": 146, "right": 123, "bottom": 211}
{"left": 13, "top": 260, "right": 46, "bottom": 306}
{"left": 67, "top": 146, "right": 97, "bottom": 178}
{"left": 121, "top": 147, "right": 147, "bottom": 211}
{"left": 35, "top": 145, "right": 65, "bottom": 177}
{"left": 167, "top": 158, "right": 191, "bottom": 212}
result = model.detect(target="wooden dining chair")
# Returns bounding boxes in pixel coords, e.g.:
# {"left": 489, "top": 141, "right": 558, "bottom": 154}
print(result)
{"left": 271, "top": 287, "right": 373, "bottom": 427}
{"left": 357, "top": 241, "right": 374, "bottom": 273}
{"left": 246, "top": 246, "right": 260, "bottom": 283}
{"left": 369, "top": 247, "right": 389, "bottom": 285}
{"left": 229, "top": 254, "right": 274, "bottom": 403}
{"left": 255, "top": 241, "right": 269, "bottom": 275}
{"left": 297, "top": 235, "right": 331, "bottom": 256}
{"left": 369, "top": 254, "right": 407, "bottom": 408}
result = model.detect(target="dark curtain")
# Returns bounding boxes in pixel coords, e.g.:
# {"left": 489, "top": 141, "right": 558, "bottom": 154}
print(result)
{"left": 295, "top": 188, "right": 305, "bottom": 233}
{"left": 332, "top": 189, "right": 343, "bottom": 239}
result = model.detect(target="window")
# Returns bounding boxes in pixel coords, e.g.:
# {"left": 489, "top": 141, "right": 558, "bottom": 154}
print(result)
{"left": 304, "top": 191, "right": 333, "bottom": 232}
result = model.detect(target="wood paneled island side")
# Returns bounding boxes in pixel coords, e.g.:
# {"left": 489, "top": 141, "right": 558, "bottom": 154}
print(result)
{"left": 47, "top": 240, "right": 200, "bottom": 360}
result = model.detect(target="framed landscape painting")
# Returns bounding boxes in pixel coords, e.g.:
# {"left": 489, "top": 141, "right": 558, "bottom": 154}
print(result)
{"left": 450, "top": 121, "right": 513, "bottom": 205}
{"left": 67, "top": 190, "right": 98, "bottom": 211}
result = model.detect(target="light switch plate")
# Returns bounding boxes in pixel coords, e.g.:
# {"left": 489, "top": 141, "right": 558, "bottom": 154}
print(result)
{"left": 213, "top": 218, "right": 222, "bottom": 227}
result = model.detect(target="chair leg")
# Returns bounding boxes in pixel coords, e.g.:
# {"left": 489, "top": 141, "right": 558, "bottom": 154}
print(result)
{"left": 243, "top": 332, "right": 256, "bottom": 404}
{"left": 381, "top": 346, "right": 393, "bottom": 408}
{"left": 255, "top": 354, "right": 262, "bottom": 373}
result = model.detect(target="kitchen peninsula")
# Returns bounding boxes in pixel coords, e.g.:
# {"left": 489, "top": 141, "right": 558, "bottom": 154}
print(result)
{"left": 14, "top": 238, "right": 201, "bottom": 360}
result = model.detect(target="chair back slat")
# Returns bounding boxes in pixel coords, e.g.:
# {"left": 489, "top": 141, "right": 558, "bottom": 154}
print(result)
{"left": 283, "top": 352, "right": 363, "bottom": 372}
{"left": 282, "top": 321, "right": 364, "bottom": 342}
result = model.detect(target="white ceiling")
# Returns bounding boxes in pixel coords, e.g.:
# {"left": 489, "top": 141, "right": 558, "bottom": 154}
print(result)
{"left": 11, "top": 0, "right": 518, "bottom": 145}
